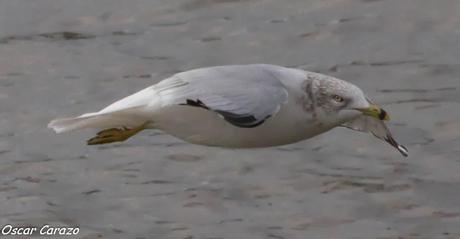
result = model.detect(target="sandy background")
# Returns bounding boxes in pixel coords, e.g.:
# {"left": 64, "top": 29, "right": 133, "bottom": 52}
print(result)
{"left": 0, "top": 0, "right": 459, "bottom": 238}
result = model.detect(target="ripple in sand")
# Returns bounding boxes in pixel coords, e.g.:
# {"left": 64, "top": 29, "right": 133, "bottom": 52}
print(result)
{"left": 166, "top": 154, "right": 204, "bottom": 162}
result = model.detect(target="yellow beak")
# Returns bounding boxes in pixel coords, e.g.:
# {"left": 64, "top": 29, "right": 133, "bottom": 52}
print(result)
{"left": 356, "top": 104, "right": 390, "bottom": 121}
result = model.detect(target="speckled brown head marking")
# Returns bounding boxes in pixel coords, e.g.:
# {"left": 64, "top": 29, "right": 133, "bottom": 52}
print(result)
{"left": 301, "top": 75, "right": 318, "bottom": 118}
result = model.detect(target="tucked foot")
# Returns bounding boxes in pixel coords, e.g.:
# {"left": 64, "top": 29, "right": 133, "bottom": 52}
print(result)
{"left": 87, "top": 122, "right": 149, "bottom": 145}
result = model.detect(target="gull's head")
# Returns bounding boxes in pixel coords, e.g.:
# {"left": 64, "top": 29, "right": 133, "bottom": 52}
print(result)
{"left": 313, "top": 77, "right": 389, "bottom": 123}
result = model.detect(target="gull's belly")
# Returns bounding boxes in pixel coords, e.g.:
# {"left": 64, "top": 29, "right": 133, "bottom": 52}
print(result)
{"left": 152, "top": 105, "right": 335, "bottom": 148}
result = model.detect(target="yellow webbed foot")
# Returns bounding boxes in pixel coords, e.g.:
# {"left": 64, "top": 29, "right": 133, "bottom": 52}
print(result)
{"left": 87, "top": 122, "right": 149, "bottom": 145}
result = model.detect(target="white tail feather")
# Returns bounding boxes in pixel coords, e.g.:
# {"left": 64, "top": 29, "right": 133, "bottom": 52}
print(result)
{"left": 48, "top": 106, "right": 150, "bottom": 133}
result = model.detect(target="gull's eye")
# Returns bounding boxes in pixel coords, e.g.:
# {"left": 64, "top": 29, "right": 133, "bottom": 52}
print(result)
{"left": 332, "top": 95, "right": 344, "bottom": 103}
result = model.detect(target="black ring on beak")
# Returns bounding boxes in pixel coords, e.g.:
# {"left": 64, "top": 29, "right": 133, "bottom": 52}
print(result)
{"left": 378, "top": 109, "right": 388, "bottom": 120}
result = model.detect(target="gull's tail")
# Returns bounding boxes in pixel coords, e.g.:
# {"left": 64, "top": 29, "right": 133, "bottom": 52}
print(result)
{"left": 48, "top": 106, "right": 151, "bottom": 133}
{"left": 49, "top": 85, "right": 158, "bottom": 133}
{"left": 48, "top": 115, "right": 97, "bottom": 133}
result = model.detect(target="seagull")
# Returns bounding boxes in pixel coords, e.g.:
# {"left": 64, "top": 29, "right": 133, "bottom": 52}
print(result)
{"left": 48, "top": 64, "right": 408, "bottom": 157}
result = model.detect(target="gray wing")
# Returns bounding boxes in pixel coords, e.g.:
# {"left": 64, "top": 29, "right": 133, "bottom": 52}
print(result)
{"left": 342, "top": 116, "right": 408, "bottom": 157}
{"left": 154, "top": 65, "right": 289, "bottom": 128}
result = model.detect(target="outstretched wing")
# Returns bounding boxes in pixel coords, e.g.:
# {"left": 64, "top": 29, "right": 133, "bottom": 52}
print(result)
{"left": 154, "top": 65, "right": 289, "bottom": 128}
{"left": 342, "top": 116, "right": 408, "bottom": 157}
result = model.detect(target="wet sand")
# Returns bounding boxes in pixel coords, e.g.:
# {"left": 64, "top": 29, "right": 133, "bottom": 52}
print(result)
{"left": 0, "top": 0, "right": 459, "bottom": 238}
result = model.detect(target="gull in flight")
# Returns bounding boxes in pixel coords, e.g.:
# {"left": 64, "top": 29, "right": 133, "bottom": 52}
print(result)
{"left": 48, "top": 64, "right": 408, "bottom": 157}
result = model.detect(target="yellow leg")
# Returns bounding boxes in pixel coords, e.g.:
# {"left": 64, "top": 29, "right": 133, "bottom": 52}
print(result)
{"left": 87, "top": 122, "right": 149, "bottom": 145}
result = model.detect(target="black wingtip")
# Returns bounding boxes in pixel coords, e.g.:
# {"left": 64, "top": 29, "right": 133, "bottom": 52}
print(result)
{"left": 180, "top": 98, "right": 269, "bottom": 128}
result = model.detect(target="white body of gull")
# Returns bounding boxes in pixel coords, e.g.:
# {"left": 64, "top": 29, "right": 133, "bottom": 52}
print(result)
{"left": 48, "top": 64, "right": 408, "bottom": 156}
